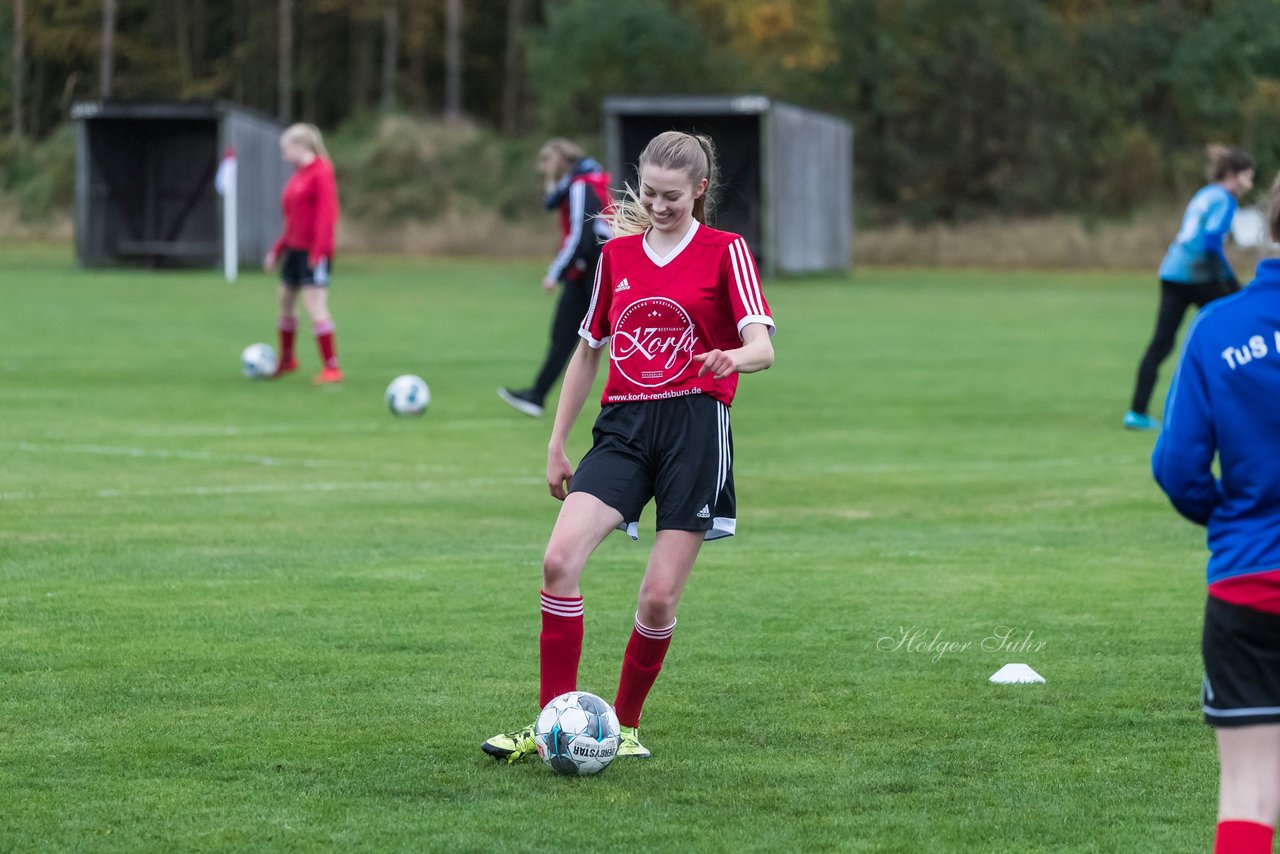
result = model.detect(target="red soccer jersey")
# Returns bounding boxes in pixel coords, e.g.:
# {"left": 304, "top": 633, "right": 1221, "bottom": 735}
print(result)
{"left": 579, "top": 221, "right": 774, "bottom": 407}
{"left": 272, "top": 156, "right": 339, "bottom": 266}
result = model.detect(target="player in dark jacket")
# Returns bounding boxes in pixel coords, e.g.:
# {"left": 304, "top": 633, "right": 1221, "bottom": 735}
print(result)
{"left": 499, "top": 139, "right": 613, "bottom": 417}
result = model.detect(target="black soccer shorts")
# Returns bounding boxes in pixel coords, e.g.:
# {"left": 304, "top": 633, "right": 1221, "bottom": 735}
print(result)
{"left": 569, "top": 393, "right": 736, "bottom": 541}
{"left": 1202, "top": 595, "right": 1280, "bottom": 727}
{"left": 280, "top": 249, "right": 331, "bottom": 288}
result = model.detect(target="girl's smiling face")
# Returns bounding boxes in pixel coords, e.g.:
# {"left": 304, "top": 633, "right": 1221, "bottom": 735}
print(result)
{"left": 639, "top": 164, "right": 707, "bottom": 235}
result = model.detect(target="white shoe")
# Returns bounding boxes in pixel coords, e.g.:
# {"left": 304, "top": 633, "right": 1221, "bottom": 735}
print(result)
{"left": 498, "top": 387, "right": 544, "bottom": 417}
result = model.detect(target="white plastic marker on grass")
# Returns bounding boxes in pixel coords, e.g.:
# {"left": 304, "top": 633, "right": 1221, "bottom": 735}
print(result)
{"left": 989, "top": 663, "right": 1045, "bottom": 684}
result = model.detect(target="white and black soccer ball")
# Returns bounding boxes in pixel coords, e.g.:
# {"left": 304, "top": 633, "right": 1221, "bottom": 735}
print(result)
{"left": 241, "top": 343, "right": 277, "bottom": 379}
{"left": 534, "top": 691, "right": 620, "bottom": 776}
{"left": 385, "top": 374, "right": 430, "bottom": 416}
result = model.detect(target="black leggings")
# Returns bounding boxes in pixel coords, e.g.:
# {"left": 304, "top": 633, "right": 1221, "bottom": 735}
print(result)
{"left": 1130, "top": 279, "right": 1236, "bottom": 414}
{"left": 530, "top": 278, "right": 592, "bottom": 402}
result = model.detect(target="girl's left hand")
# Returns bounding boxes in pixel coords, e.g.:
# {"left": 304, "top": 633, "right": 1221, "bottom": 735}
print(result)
{"left": 694, "top": 349, "right": 738, "bottom": 380}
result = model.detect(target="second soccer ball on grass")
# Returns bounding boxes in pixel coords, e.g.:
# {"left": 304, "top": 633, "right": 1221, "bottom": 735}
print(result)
{"left": 386, "top": 374, "right": 430, "bottom": 416}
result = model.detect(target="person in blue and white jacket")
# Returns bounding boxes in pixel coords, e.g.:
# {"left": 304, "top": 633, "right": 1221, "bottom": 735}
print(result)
{"left": 1152, "top": 174, "right": 1280, "bottom": 854}
{"left": 1125, "top": 146, "right": 1255, "bottom": 431}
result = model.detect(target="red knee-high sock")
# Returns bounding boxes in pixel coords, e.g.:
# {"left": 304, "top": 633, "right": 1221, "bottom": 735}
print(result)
{"left": 1215, "top": 821, "right": 1274, "bottom": 854}
{"left": 278, "top": 316, "right": 296, "bottom": 363}
{"left": 539, "top": 591, "right": 584, "bottom": 707}
{"left": 613, "top": 615, "right": 675, "bottom": 727}
{"left": 314, "top": 318, "right": 338, "bottom": 369}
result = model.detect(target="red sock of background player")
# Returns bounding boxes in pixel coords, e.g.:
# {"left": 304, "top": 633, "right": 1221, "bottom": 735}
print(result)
{"left": 539, "top": 591, "right": 583, "bottom": 708}
{"left": 1215, "top": 820, "right": 1274, "bottom": 854}
{"left": 314, "top": 318, "right": 338, "bottom": 369}
{"left": 278, "top": 316, "right": 296, "bottom": 364}
{"left": 613, "top": 615, "right": 675, "bottom": 728}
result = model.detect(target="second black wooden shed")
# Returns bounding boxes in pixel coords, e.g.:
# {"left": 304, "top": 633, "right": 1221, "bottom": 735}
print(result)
{"left": 604, "top": 95, "right": 853, "bottom": 276}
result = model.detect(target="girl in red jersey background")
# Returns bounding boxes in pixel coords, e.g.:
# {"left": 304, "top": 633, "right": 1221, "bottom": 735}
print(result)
{"left": 499, "top": 138, "right": 614, "bottom": 417}
{"left": 483, "top": 131, "right": 775, "bottom": 763}
{"left": 263, "top": 123, "right": 342, "bottom": 384}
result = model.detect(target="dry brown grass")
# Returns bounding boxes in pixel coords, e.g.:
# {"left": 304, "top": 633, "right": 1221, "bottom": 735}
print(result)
{"left": 339, "top": 210, "right": 551, "bottom": 258}
{"left": 4, "top": 196, "right": 1266, "bottom": 273}
{"left": 853, "top": 210, "right": 1263, "bottom": 271}
{"left": 341, "top": 207, "right": 1266, "bottom": 271}
{"left": 0, "top": 199, "right": 71, "bottom": 241}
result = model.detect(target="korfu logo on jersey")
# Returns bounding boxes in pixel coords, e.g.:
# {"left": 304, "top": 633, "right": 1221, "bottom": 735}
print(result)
{"left": 611, "top": 297, "right": 697, "bottom": 387}
{"left": 616, "top": 278, "right": 630, "bottom": 292}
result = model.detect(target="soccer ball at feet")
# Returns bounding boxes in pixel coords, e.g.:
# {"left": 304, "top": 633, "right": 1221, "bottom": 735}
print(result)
{"left": 241, "top": 343, "right": 277, "bottom": 379}
{"left": 534, "top": 691, "right": 621, "bottom": 776}
{"left": 385, "top": 374, "right": 430, "bottom": 416}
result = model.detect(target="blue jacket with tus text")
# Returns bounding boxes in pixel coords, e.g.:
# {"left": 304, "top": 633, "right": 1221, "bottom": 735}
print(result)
{"left": 1153, "top": 259, "right": 1280, "bottom": 583}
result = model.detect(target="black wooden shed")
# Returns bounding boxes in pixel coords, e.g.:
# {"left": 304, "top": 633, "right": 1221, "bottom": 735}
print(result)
{"left": 71, "top": 100, "right": 288, "bottom": 268}
{"left": 603, "top": 95, "right": 853, "bottom": 276}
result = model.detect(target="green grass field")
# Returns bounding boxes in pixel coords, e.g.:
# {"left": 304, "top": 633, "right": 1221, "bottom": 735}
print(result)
{"left": 1, "top": 243, "right": 1219, "bottom": 852}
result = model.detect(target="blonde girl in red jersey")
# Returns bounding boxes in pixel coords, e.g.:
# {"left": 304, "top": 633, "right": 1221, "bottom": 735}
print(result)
{"left": 263, "top": 123, "right": 343, "bottom": 384}
{"left": 483, "top": 131, "right": 775, "bottom": 762}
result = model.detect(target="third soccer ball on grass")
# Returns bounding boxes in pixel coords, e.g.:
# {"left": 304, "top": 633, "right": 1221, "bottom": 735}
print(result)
{"left": 241, "top": 343, "right": 276, "bottom": 379}
{"left": 385, "top": 374, "right": 430, "bottom": 416}
{"left": 534, "top": 691, "right": 621, "bottom": 776}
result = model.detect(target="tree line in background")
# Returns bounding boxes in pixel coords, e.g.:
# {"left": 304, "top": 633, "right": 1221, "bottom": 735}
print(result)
{"left": 2, "top": 0, "right": 1280, "bottom": 223}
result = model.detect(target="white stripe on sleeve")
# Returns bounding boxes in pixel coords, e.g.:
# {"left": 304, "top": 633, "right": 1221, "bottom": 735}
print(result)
{"left": 730, "top": 239, "right": 766, "bottom": 316}
{"left": 578, "top": 254, "right": 607, "bottom": 348}
{"left": 547, "top": 181, "right": 586, "bottom": 280}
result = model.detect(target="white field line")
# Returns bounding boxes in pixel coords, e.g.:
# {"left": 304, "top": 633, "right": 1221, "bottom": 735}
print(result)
{"left": 744, "top": 455, "right": 1139, "bottom": 478}
{"left": 124, "top": 422, "right": 384, "bottom": 438}
{"left": 1, "top": 476, "right": 544, "bottom": 502}
{"left": 4, "top": 442, "right": 1132, "bottom": 481}
{"left": 46, "top": 418, "right": 517, "bottom": 439}
{"left": 4, "top": 440, "right": 542, "bottom": 478}
{"left": 5, "top": 441, "right": 341, "bottom": 469}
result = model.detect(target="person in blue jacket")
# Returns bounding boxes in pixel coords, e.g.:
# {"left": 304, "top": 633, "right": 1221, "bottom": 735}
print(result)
{"left": 1152, "top": 174, "right": 1280, "bottom": 854}
{"left": 1125, "top": 146, "right": 1255, "bottom": 431}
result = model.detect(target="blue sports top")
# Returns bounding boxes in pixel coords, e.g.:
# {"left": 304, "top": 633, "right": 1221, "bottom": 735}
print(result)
{"left": 1157, "top": 183, "right": 1237, "bottom": 285}
{"left": 1153, "top": 259, "right": 1280, "bottom": 584}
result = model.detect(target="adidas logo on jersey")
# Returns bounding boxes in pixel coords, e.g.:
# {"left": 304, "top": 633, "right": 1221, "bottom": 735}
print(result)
{"left": 696, "top": 504, "right": 711, "bottom": 519}
{"left": 616, "top": 278, "right": 631, "bottom": 292}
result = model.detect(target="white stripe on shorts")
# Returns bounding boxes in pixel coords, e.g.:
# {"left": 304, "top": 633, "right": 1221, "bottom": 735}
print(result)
{"left": 1203, "top": 704, "right": 1280, "bottom": 718}
{"left": 716, "top": 401, "right": 730, "bottom": 498}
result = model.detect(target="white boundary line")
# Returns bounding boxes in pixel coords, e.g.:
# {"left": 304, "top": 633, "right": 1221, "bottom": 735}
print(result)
{"left": 123, "top": 422, "right": 384, "bottom": 438}
{"left": 1, "top": 476, "right": 544, "bottom": 502}
{"left": 741, "top": 455, "right": 1138, "bottom": 477}
{"left": 6, "top": 441, "right": 339, "bottom": 469}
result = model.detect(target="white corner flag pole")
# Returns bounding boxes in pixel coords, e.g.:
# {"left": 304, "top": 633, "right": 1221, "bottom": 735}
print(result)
{"left": 215, "top": 147, "right": 238, "bottom": 283}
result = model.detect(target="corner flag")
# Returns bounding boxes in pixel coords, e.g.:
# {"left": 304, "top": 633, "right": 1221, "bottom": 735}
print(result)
{"left": 215, "top": 147, "right": 238, "bottom": 283}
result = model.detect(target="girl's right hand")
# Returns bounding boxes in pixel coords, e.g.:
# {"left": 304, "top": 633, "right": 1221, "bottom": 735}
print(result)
{"left": 547, "top": 447, "right": 574, "bottom": 500}
{"left": 263, "top": 250, "right": 278, "bottom": 272}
